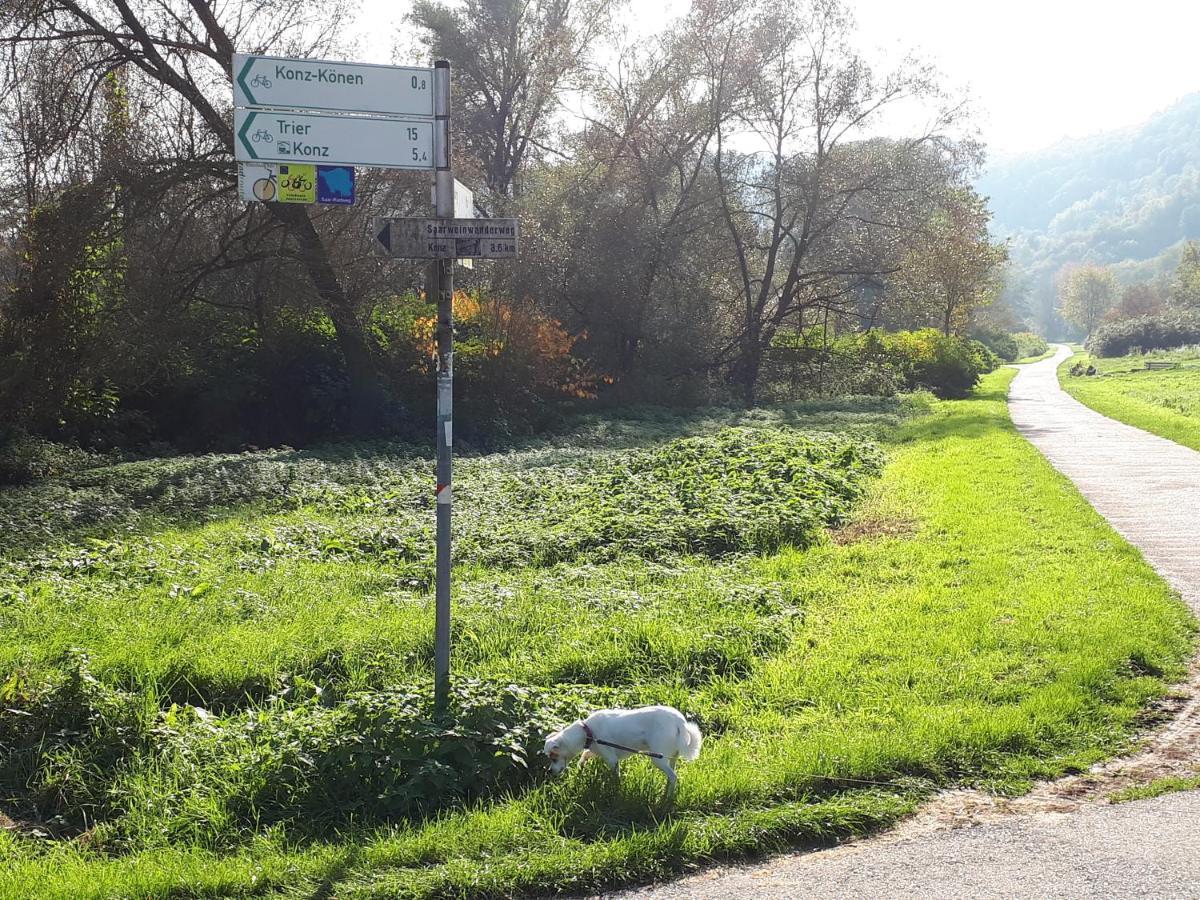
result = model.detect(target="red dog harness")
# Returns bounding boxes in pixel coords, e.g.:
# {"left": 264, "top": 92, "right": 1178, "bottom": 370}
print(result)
{"left": 581, "top": 721, "right": 665, "bottom": 760}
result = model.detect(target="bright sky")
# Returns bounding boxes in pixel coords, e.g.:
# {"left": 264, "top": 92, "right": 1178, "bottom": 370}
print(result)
{"left": 357, "top": 0, "right": 1200, "bottom": 160}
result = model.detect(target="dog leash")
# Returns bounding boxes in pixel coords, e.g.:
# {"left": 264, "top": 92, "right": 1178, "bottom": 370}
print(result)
{"left": 581, "top": 722, "right": 665, "bottom": 760}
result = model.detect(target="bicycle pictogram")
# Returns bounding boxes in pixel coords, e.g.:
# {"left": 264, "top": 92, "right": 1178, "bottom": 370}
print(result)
{"left": 251, "top": 129, "right": 274, "bottom": 143}
{"left": 250, "top": 73, "right": 272, "bottom": 89}
{"left": 280, "top": 173, "right": 314, "bottom": 192}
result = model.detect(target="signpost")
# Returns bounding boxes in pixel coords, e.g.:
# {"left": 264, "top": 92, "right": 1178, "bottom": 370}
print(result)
{"left": 234, "top": 109, "right": 433, "bottom": 169}
{"left": 233, "top": 53, "right": 433, "bottom": 117}
{"left": 373, "top": 218, "right": 519, "bottom": 259}
{"left": 232, "top": 52, "right": 505, "bottom": 709}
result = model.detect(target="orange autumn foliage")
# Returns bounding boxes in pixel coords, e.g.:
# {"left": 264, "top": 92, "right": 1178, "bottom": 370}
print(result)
{"left": 412, "top": 291, "right": 601, "bottom": 400}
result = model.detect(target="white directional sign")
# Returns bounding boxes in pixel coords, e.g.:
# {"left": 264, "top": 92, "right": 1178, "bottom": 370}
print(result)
{"left": 233, "top": 53, "right": 433, "bottom": 117}
{"left": 235, "top": 108, "right": 434, "bottom": 170}
{"left": 374, "top": 218, "right": 520, "bottom": 259}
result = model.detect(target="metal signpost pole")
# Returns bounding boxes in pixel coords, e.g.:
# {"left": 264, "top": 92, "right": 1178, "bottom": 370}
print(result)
{"left": 432, "top": 59, "right": 453, "bottom": 709}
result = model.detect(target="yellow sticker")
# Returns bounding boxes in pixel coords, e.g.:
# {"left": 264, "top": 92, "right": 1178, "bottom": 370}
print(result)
{"left": 277, "top": 164, "right": 316, "bottom": 204}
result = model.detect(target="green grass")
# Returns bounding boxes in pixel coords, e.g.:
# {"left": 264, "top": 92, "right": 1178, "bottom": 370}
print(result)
{"left": 1108, "top": 773, "right": 1200, "bottom": 804}
{"left": 0, "top": 374, "right": 1194, "bottom": 898}
{"left": 1015, "top": 350, "right": 1055, "bottom": 364}
{"left": 1059, "top": 347, "right": 1200, "bottom": 451}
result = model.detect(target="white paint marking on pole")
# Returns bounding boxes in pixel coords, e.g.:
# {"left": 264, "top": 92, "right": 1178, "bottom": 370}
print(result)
{"left": 233, "top": 53, "right": 433, "bottom": 117}
{"left": 234, "top": 108, "right": 434, "bottom": 170}
{"left": 444, "top": 421, "right": 452, "bottom": 447}
{"left": 453, "top": 180, "right": 474, "bottom": 218}
{"left": 453, "top": 180, "right": 475, "bottom": 270}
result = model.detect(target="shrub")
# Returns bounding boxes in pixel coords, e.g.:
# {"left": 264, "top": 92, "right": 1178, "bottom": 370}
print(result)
{"left": 764, "top": 329, "right": 998, "bottom": 400}
{"left": 0, "top": 428, "right": 104, "bottom": 485}
{"left": 1085, "top": 311, "right": 1200, "bottom": 357}
{"left": 969, "top": 326, "right": 1020, "bottom": 362}
{"left": 376, "top": 291, "right": 600, "bottom": 441}
{"left": 887, "top": 330, "right": 999, "bottom": 399}
{"left": 107, "top": 679, "right": 597, "bottom": 847}
{"left": 1012, "top": 331, "right": 1049, "bottom": 360}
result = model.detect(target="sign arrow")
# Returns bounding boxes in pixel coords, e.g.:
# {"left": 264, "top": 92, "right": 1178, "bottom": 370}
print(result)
{"left": 236, "top": 110, "right": 258, "bottom": 160}
{"left": 375, "top": 221, "right": 392, "bottom": 253}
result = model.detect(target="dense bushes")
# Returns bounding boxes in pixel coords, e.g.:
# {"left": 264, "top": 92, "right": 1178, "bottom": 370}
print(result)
{"left": 1085, "top": 311, "right": 1200, "bottom": 357}
{"left": 470, "top": 427, "right": 885, "bottom": 564}
{"left": 971, "top": 327, "right": 1050, "bottom": 362}
{"left": 375, "top": 292, "right": 600, "bottom": 442}
{"left": 969, "top": 326, "right": 1020, "bottom": 362}
{"left": 0, "top": 427, "right": 106, "bottom": 486}
{"left": 768, "top": 329, "right": 999, "bottom": 400}
{"left": 0, "top": 417, "right": 886, "bottom": 848}
{"left": 890, "top": 330, "right": 1000, "bottom": 397}
{"left": 1012, "top": 331, "right": 1050, "bottom": 360}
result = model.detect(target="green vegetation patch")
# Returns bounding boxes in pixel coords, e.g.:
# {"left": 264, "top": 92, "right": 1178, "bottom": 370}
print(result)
{"left": 0, "top": 373, "right": 1195, "bottom": 899}
{"left": 1060, "top": 348, "right": 1200, "bottom": 451}
{"left": 1108, "top": 774, "right": 1200, "bottom": 804}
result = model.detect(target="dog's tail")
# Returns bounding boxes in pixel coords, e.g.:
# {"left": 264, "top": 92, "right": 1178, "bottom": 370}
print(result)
{"left": 679, "top": 719, "right": 703, "bottom": 762}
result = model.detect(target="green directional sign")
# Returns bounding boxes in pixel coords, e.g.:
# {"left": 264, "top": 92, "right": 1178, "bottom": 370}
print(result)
{"left": 233, "top": 53, "right": 433, "bottom": 117}
{"left": 234, "top": 109, "right": 434, "bottom": 170}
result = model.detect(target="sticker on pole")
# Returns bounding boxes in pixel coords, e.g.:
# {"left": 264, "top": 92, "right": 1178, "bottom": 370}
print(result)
{"left": 239, "top": 163, "right": 356, "bottom": 205}
{"left": 316, "top": 166, "right": 355, "bottom": 205}
{"left": 277, "top": 164, "right": 317, "bottom": 203}
{"left": 238, "top": 163, "right": 278, "bottom": 202}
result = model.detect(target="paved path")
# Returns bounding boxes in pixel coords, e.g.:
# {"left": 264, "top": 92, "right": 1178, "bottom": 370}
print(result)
{"left": 614, "top": 790, "right": 1200, "bottom": 899}
{"left": 1008, "top": 345, "right": 1200, "bottom": 608}
{"left": 608, "top": 346, "right": 1200, "bottom": 899}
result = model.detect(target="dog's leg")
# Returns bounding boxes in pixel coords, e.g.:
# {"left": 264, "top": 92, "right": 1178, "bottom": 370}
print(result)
{"left": 598, "top": 748, "right": 621, "bottom": 774}
{"left": 651, "top": 756, "right": 677, "bottom": 795}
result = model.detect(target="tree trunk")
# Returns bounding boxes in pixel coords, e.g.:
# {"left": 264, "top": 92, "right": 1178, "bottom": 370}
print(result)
{"left": 267, "top": 203, "right": 386, "bottom": 431}
{"left": 730, "top": 332, "right": 763, "bottom": 407}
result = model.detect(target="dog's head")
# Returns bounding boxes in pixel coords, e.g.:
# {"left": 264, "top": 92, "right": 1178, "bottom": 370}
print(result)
{"left": 543, "top": 729, "right": 569, "bottom": 775}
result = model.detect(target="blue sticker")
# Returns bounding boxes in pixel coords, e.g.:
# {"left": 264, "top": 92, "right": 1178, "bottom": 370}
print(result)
{"left": 316, "top": 166, "right": 355, "bottom": 205}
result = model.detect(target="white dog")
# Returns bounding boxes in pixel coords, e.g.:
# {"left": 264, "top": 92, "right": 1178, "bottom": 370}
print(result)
{"left": 543, "top": 705, "right": 702, "bottom": 792}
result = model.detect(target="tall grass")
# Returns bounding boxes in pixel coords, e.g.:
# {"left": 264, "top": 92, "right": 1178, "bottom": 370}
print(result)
{"left": 0, "top": 373, "right": 1193, "bottom": 898}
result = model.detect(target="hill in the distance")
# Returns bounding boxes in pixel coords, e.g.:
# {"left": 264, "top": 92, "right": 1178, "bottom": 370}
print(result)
{"left": 978, "top": 92, "right": 1200, "bottom": 331}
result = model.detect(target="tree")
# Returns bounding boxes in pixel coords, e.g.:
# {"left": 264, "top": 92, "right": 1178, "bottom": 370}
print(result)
{"left": 513, "top": 16, "right": 731, "bottom": 388}
{"left": 1170, "top": 240, "right": 1200, "bottom": 310}
{"left": 409, "top": 0, "right": 615, "bottom": 200}
{"left": 1104, "top": 282, "right": 1164, "bottom": 323}
{"left": 895, "top": 187, "right": 1007, "bottom": 335}
{"left": 696, "top": 0, "right": 971, "bottom": 404}
{"left": 0, "top": 0, "right": 389, "bottom": 430}
{"left": 1058, "top": 265, "right": 1117, "bottom": 334}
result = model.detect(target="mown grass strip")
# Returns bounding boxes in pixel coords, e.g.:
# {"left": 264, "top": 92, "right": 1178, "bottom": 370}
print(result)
{"left": 1059, "top": 349, "right": 1200, "bottom": 451}
{"left": 0, "top": 369, "right": 1194, "bottom": 898}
